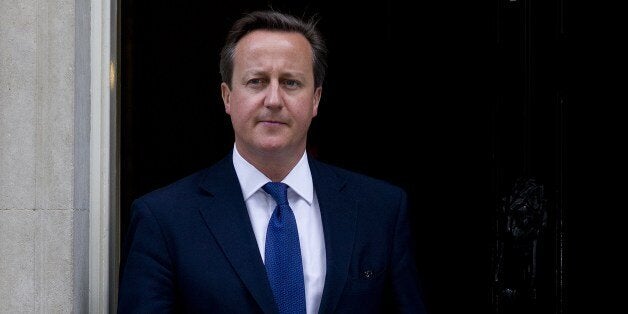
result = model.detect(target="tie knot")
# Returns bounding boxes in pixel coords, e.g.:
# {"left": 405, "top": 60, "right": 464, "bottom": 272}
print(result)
{"left": 262, "top": 182, "right": 289, "bottom": 206}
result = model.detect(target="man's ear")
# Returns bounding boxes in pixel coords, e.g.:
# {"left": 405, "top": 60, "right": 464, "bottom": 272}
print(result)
{"left": 221, "top": 82, "right": 231, "bottom": 114}
{"left": 312, "top": 86, "right": 322, "bottom": 117}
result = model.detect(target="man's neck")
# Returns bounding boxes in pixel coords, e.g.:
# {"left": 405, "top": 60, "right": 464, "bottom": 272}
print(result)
{"left": 235, "top": 145, "right": 305, "bottom": 182}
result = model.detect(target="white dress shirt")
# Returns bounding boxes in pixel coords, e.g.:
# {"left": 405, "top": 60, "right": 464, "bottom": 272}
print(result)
{"left": 232, "top": 145, "right": 326, "bottom": 314}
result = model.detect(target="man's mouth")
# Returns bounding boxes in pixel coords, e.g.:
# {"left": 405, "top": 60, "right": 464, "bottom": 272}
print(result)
{"left": 260, "top": 120, "right": 286, "bottom": 125}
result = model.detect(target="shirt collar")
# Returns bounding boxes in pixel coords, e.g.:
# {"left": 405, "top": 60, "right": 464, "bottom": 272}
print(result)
{"left": 232, "top": 144, "right": 314, "bottom": 205}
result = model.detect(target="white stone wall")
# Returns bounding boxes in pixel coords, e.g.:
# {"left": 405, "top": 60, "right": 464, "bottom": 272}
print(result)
{"left": 0, "top": 0, "right": 89, "bottom": 312}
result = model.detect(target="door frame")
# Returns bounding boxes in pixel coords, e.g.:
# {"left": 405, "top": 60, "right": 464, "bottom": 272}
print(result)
{"left": 89, "top": 0, "right": 119, "bottom": 312}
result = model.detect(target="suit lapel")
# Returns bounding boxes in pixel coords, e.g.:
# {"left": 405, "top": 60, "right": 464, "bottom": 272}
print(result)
{"left": 310, "top": 159, "right": 358, "bottom": 314}
{"left": 197, "top": 155, "right": 278, "bottom": 314}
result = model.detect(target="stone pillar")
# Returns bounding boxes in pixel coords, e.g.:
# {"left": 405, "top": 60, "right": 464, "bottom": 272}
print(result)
{"left": 0, "top": 0, "right": 90, "bottom": 312}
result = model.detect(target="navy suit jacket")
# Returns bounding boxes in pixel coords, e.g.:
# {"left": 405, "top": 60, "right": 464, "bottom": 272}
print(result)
{"left": 118, "top": 153, "right": 426, "bottom": 313}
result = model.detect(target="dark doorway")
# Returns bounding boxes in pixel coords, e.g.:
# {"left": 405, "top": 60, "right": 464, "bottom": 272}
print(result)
{"left": 121, "top": 1, "right": 567, "bottom": 313}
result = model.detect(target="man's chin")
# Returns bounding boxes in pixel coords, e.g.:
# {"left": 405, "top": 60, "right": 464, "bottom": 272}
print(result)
{"left": 256, "top": 142, "right": 288, "bottom": 153}
{"left": 238, "top": 137, "right": 303, "bottom": 156}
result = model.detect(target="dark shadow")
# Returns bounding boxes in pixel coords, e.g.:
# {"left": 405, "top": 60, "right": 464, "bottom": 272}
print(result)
{"left": 121, "top": 1, "right": 567, "bottom": 313}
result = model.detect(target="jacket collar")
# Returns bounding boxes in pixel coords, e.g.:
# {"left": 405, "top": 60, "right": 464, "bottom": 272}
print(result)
{"left": 197, "top": 153, "right": 358, "bottom": 314}
{"left": 309, "top": 158, "right": 358, "bottom": 314}
{"left": 197, "top": 153, "right": 279, "bottom": 314}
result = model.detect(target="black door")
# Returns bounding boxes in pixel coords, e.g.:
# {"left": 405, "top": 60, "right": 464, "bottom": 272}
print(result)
{"left": 121, "top": 1, "right": 568, "bottom": 313}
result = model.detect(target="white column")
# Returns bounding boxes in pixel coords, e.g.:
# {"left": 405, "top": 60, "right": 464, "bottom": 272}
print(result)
{"left": 0, "top": 0, "right": 117, "bottom": 312}
{"left": 0, "top": 0, "right": 89, "bottom": 312}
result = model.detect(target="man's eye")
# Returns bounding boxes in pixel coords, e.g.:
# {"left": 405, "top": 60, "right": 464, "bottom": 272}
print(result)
{"left": 283, "top": 80, "right": 301, "bottom": 89}
{"left": 247, "top": 79, "right": 265, "bottom": 86}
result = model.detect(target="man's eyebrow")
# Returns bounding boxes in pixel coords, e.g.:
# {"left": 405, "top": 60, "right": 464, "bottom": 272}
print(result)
{"left": 243, "top": 69, "right": 268, "bottom": 76}
{"left": 281, "top": 71, "right": 307, "bottom": 78}
{"left": 241, "top": 69, "right": 308, "bottom": 79}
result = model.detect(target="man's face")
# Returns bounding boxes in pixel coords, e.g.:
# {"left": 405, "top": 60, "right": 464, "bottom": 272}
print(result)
{"left": 221, "top": 30, "right": 321, "bottom": 159}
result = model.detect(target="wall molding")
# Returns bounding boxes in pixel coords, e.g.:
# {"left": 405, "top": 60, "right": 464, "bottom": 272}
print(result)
{"left": 89, "top": 0, "right": 118, "bottom": 312}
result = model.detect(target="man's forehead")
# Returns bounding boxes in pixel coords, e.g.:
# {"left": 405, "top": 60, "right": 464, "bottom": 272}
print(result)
{"left": 235, "top": 30, "right": 312, "bottom": 55}
{"left": 232, "top": 31, "right": 314, "bottom": 77}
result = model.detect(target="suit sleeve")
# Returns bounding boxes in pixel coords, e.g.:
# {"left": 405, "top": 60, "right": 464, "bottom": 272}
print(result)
{"left": 118, "top": 199, "right": 176, "bottom": 313}
{"left": 389, "top": 190, "right": 428, "bottom": 313}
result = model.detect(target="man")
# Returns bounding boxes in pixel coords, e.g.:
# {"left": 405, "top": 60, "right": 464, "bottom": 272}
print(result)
{"left": 118, "top": 10, "right": 426, "bottom": 313}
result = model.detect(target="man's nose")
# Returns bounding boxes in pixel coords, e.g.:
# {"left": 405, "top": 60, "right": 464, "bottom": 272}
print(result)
{"left": 264, "top": 81, "right": 283, "bottom": 109}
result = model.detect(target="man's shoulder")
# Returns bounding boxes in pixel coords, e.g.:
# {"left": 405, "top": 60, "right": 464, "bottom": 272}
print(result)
{"left": 311, "top": 158, "right": 405, "bottom": 199}
{"left": 135, "top": 167, "right": 210, "bottom": 207}
{"left": 136, "top": 154, "right": 233, "bottom": 206}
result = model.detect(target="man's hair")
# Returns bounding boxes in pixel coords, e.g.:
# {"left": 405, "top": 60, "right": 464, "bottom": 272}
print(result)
{"left": 219, "top": 10, "right": 327, "bottom": 88}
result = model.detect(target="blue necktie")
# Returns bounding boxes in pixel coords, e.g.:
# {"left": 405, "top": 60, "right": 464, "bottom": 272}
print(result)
{"left": 263, "top": 182, "right": 306, "bottom": 314}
